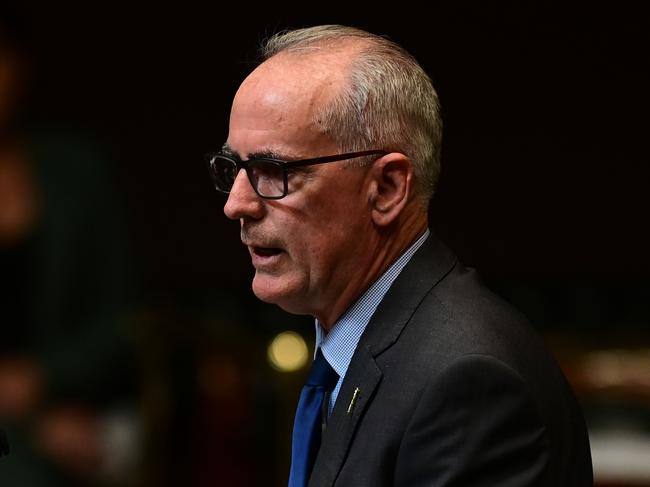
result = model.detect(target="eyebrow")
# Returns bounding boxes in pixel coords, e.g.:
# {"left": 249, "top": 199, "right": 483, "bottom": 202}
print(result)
{"left": 221, "top": 143, "right": 302, "bottom": 162}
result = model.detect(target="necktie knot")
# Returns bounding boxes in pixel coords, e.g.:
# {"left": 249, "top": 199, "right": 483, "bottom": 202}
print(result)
{"left": 306, "top": 350, "right": 338, "bottom": 388}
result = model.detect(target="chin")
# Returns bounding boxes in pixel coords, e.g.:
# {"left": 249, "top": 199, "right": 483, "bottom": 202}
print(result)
{"left": 252, "top": 273, "right": 290, "bottom": 304}
{"left": 251, "top": 273, "right": 310, "bottom": 315}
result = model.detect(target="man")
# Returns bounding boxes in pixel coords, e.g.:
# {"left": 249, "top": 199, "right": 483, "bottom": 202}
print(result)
{"left": 208, "top": 25, "right": 593, "bottom": 486}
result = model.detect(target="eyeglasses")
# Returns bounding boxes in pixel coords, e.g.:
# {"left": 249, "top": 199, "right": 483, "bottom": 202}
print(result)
{"left": 206, "top": 150, "right": 387, "bottom": 199}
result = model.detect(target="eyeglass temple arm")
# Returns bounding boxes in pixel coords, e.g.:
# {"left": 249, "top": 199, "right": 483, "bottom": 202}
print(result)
{"left": 282, "top": 150, "right": 387, "bottom": 169}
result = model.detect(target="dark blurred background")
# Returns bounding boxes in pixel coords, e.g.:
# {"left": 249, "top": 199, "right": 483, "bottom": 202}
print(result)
{"left": 1, "top": 2, "right": 648, "bottom": 486}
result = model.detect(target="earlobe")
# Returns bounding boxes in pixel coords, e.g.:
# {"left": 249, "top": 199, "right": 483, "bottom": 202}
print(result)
{"left": 369, "top": 153, "right": 412, "bottom": 227}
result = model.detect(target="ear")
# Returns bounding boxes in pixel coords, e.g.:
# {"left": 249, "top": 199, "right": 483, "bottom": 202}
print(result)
{"left": 368, "top": 152, "right": 413, "bottom": 227}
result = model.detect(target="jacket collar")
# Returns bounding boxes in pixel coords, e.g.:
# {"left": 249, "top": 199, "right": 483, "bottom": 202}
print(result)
{"left": 309, "top": 233, "right": 457, "bottom": 486}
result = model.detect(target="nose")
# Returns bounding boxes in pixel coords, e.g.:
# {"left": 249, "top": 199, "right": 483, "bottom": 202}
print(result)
{"left": 224, "top": 169, "right": 264, "bottom": 221}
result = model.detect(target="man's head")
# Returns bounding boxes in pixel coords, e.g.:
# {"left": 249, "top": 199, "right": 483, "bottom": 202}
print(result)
{"left": 260, "top": 25, "right": 442, "bottom": 205}
{"left": 218, "top": 25, "right": 442, "bottom": 327}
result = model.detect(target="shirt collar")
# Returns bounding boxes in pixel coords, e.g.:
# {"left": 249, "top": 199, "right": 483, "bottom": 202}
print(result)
{"left": 315, "top": 229, "right": 430, "bottom": 378}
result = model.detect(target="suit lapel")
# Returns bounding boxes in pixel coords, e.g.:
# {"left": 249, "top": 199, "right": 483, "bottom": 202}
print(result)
{"left": 308, "top": 234, "right": 457, "bottom": 486}
{"left": 361, "top": 233, "right": 457, "bottom": 357}
{"left": 309, "top": 345, "right": 381, "bottom": 487}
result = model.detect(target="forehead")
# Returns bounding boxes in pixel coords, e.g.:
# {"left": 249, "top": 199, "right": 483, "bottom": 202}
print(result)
{"left": 227, "top": 48, "right": 357, "bottom": 157}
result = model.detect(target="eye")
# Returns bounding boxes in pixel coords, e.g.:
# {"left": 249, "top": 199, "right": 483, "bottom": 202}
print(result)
{"left": 247, "top": 160, "right": 285, "bottom": 198}
{"left": 249, "top": 160, "right": 283, "bottom": 181}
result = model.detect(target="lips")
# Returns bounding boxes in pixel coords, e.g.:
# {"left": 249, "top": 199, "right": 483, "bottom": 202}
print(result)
{"left": 252, "top": 247, "right": 282, "bottom": 257}
{"left": 246, "top": 242, "right": 285, "bottom": 269}
{"left": 241, "top": 230, "right": 284, "bottom": 266}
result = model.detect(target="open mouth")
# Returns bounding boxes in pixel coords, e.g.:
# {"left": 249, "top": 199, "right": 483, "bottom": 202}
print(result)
{"left": 253, "top": 247, "right": 283, "bottom": 257}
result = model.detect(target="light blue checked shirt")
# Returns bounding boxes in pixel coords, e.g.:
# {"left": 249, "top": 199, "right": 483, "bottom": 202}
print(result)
{"left": 315, "top": 229, "right": 430, "bottom": 416}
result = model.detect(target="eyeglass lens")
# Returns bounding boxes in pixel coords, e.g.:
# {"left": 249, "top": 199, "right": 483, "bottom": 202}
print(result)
{"left": 211, "top": 156, "right": 286, "bottom": 198}
{"left": 211, "top": 156, "right": 238, "bottom": 191}
{"left": 248, "top": 161, "right": 285, "bottom": 197}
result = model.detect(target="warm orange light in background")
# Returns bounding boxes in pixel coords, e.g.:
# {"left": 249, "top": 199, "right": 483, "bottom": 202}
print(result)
{"left": 267, "top": 332, "right": 309, "bottom": 372}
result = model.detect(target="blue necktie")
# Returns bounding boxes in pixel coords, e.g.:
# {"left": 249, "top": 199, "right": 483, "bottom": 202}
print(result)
{"left": 288, "top": 349, "right": 339, "bottom": 487}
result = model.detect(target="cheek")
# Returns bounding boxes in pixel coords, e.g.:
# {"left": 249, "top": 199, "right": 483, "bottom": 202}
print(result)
{"left": 277, "top": 178, "right": 369, "bottom": 268}
{"left": 302, "top": 217, "right": 361, "bottom": 273}
{"left": 279, "top": 215, "right": 341, "bottom": 275}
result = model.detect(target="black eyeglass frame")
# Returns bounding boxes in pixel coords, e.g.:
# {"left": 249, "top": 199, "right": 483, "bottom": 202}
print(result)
{"left": 206, "top": 149, "right": 387, "bottom": 200}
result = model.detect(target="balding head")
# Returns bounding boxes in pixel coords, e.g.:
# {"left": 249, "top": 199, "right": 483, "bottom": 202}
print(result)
{"left": 258, "top": 25, "right": 443, "bottom": 207}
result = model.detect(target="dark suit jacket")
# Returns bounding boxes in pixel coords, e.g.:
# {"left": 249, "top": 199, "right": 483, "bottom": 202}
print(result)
{"left": 309, "top": 234, "right": 592, "bottom": 486}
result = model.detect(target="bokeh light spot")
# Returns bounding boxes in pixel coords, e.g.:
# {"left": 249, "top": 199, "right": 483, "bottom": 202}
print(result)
{"left": 267, "top": 331, "right": 309, "bottom": 372}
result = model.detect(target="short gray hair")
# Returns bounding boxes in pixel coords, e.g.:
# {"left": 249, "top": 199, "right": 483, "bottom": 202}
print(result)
{"left": 260, "top": 25, "right": 443, "bottom": 205}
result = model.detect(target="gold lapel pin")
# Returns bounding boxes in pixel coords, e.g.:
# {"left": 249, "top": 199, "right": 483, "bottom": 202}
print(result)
{"left": 347, "top": 387, "right": 360, "bottom": 414}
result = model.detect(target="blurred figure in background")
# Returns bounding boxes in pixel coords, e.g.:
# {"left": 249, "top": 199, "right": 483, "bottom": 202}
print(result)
{"left": 0, "top": 6, "right": 138, "bottom": 486}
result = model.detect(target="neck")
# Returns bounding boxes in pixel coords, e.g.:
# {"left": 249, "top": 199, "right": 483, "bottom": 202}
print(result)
{"left": 315, "top": 210, "right": 428, "bottom": 330}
